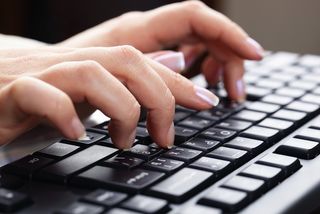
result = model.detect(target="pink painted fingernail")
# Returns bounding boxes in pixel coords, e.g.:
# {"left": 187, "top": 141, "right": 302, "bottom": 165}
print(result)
{"left": 194, "top": 85, "right": 220, "bottom": 106}
{"left": 153, "top": 52, "right": 185, "bottom": 72}
{"left": 70, "top": 117, "right": 85, "bottom": 139}
{"left": 246, "top": 37, "right": 264, "bottom": 58}
{"left": 166, "top": 122, "right": 175, "bottom": 149}
{"left": 236, "top": 79, "right": 246, "bottom": 102}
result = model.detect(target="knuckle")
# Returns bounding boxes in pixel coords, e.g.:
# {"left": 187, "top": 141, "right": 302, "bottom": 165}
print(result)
{"left": 170, "top": 71, "right": 184, "bottom": 88}
{"left": 117, "top": 45, "right": 143, "bottom": 64}
{"left": 124, "top": 99, "right": 141, "bottom": 122}
{"left": 10, "top": 77, "right": 36, "bottom": 96}
{"left": 72, "top": 60, "right": 105, "bottom": 83}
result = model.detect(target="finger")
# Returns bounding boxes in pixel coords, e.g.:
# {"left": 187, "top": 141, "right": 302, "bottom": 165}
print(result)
{"left": 146, "top": 50, "right": 185, "bottom": 72}
{"left": 145, "top": 1, "right": 264, "bottom": 60}
{"left": 0, "top": 77, "right": 85, "bottom": 144}
{"left": 201, "top": 56, "right": 222, "bottom": 86}
{"left": 39, "top": 61, "right": 141, "bottom": 149}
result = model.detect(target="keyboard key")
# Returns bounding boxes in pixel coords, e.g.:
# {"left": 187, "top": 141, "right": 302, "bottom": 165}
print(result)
{"left": 62, "top": 131, "right": 105, "bottom": 146}
{"left": 162, "top": 147, "right": 202, "bottom": 162}
{"left": 258, "top": 118, "right": 294, "bottom": 132}
{"left": 199, "top": 128, "right": 236, "bottom": 142}
{"left": 73, "top": 166, "right": 164, "bottom": 193}
{"left": 275, "top": 138, "right": 320, "bottom": 159}
{"left": 39, "top": 145, "right": 117, "bottom": 183}
{"left": 207, "top": 147, "right": 249, "bottom": 166}
{"left": 2, "top": 155, "right": 54, "bottom": 178}
{"left": 286, "top": 101, "right": 319, "bottom": 113}
{"left": 102, "top": 155, "right": 144, "bottom": 169}
{"left": 81, "top": 189, "right": 127, "bottom": 207}
{"left": 222, "top": 175, "right": 266, "bottom": 198}
{"left": 36, "top": 142, "right": 79, "bottom": 159}
{"left": 0, "top": 188, "right": 32, "bottom": 212}
{"left": 122, "top": 144, "right": 162, "bottom": 161}
{"left": 179, "top": 205, "right": 222, "bottom": 214}
{"left": 296, "top": 128, "right": 320, "bottom": 142}
{"left": 174, "top": 110, "right": 192, "bottom": 123}
{"left": 257, "top": 153, "right": 301, "bottom": 176}
{"left": 240, "top": 163, "right": 283, "bottom": 187}
{"left": 55, "top": 202, "right": 104, "bottom": 214}
{"left": 144, "top": 157, "right": 184, "bottom": 173}
{"left": 246, "top": 86, "right": 271, "bottom": 100}
{"left": 240, "top": 126, "right": 280, "bottom": 143}
{"left": 174, "top": 126, "right": 198, "bottom": 143}
{"left": 181, "top": 138, "right": 220, "bottom": 152}
{"left": 299, "top": 54, "right": 320, "bottom": 67}
{"left": 246, "top": 102, "right": 280, "bottom": 114}
{"left": 289, "top": 80, "right": 317, "bottom": 90}
{"left": 300, "top": 94, "right": 320, "bottom": 105}
{"left": 121, "top": 195, "right": 169, "bottom": 214}
{"left": 148, "top": 168, "right": 213, "bottom": 203}
{"left": 224, "top": 137, "right": 265, "bottom": 155}
{"left": 231, "top": 110, "right": 267, "bottom": 123}
{"left": 178, "top": 116, "right": 215, "bottom": 130}
{"left": 107, "top": 208, "right": 140, "bottom": 214}
{"left": 196, "top": 109, "right": 227, "bottom": 121}
{"left": 272, "top": 109, "right": 307, "bottom": 122}
{"left": 136, "top": 127, "right": 151, "bottom": 142}
{"left": 262, "top": 94, "right": 293, "bottom": 106}
{"left": 275, "top": 87, "right": 305, "bottom": 98}
{"left": 256, "top": 79, "right": 284, "bottom": 89}
{"left": 190, "top": 157, "right": 232, "bottom": 177}
{"left": 215, "top": 119, "right": 252, "bottom": 132}
{"left": 198, "top": 187, "right": 249, "bottom": 212}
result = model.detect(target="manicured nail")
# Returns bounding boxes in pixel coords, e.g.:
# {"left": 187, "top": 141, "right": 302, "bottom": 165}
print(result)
{"left": 194, "top": 85, "right": 220, "bottom": 106}
{"left": 153, "top": 52, "right": 185, "bottom": 72}
{"left": 236, "top": 79, "right": 246, "bottom": 102}
{"left": 70, "top": 117, "right": 85, "bottom": 139}
{"left": 122, "top": 129, "right": 136, "bottom": 150}
{"left": 246, "top": 37, "right": 264, "bottom": 58}
{"left": 166, "top": 122, "right": 175, "bottom": 149}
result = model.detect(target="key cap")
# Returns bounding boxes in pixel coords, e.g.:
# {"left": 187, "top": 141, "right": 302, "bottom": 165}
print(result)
{"left": 174, "top": 110, "right": 192, "bottom": 123}
{"left": 180, "top": 205, "right": 222, "bottom": 214}
{"left": 81, "top": 189, "right": 127, "bottom": 207}
{"left": 286, "top": 101, "right": 319, "bottom": 113}
{"left": 256, "top": 79, "right": 284, "bottom": 89}
{"left": 240, "top": 126, "right": 280, "bottom": 143}
{"left": 36, "top": 142, "right": 79, "bottom": 159}
{"left": 224, "top": 137, "right": 265, "bottom": 155}
{"left": 107, "top": 208, "right": 140, "bottom": 214}
{"left": 178, "top": 116, "right": 215, "bottom": 130}
{"left": 207, "top": 147, "right": 249, "bottom": 166}
{"left": 2, "top": 155, "right": 54, "bottom": 178}
{"left": 258, "top": 118, "right": 294, "bottom": 132}
{"left": 73, "top": 166, "right": 164, "bottom": 193}
{"left": 181, "top": 137, "right": 220, "bottom": 152}
{"left": 215, "top": 119, "right": 252, "bottom": 132}
{"left": 222, "top": 175, "right": 266, "bottom": 198}
{"left": 231, "top": 110, "right": 267, "bottom": 123}
{"left": 62, "top": 131, "right": 105, "bottom": 146}
{"left": 0, "top": 188, "right": 32, "bottom": 212}
{"left": 246, "top": 102, "right": 280, "bottom": 114}
{"left": 176, "top": 105, "right": 197, "bottom": 113}
{"left": 55, "top": 202, "right": 104, "bottom": 214}
{"left": 144, "top": 157, "right": 184, "bottom": 173}
{"left": 136, "top": 127, "right": 151, "bottom": 142}
{"left": 246, "top": 86, "right": 271, "bottom": 100}
{"left": 275, "top": 138, "right": 320, "bottom": 159}
{"left": 296, "top": 128, "right": 320, "bottom": 142}
{"left": 174, "top": 126, "right": 198, "bottom": 143}
{"left": 275, "top": 87, "right": 305, "bottom": 98}
{"left": 272, "top": 109, "right": 307, "bottom": 122}
{"left": 300, "top": 94, "right": 320, "bottom": 105}
{"left": 102, "top": 155, "right": 144, "bottom": 169}
{"left": 257, "top": 153, "right": 301, "bottom": 176}
{"left": 89, "top": 122, "right": 109, "bottom": 135}
{"left": 262, "top": 94, "right": 293, "bottom": 106}
{"left": 148, "top": 168, "right": 213, "bottom": 203}
{"left": 289, "top": 80, "right": 317, "bottom": 90}
{"left": 190, "top": 157, "right": 232, "bottom": 177}
{"left": 240, "top": 163, "right": 283, "bottom": 188}
{"left": 39, "top": 145, "right": 117, "bottom": 183}
{"left": 162, "top": 147, "right": 202, "bottom": 162}
{"left": 196, "top": 109, "right": 229, "bottom": 120}
{"left": 122, "top": 144, "right": 162, "bottom": 161}
{"left": 199, "top": 128, "right": 236, "bottom": 142}
{"left": 198, "top": 187, "right": 249, "bottom": 212}
{"left": 299, "top": 54, "right": 320, "bottom": 67}
{"left": 121, "top": 195, "right": 169, "bottom": 214}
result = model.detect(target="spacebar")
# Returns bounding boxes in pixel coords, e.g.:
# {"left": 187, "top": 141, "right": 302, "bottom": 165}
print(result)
{"left": 38, "top": 145, "right": 117, "bottom": 183}
{"left": 147, "top": 168, "right": 213, "bottom": 203}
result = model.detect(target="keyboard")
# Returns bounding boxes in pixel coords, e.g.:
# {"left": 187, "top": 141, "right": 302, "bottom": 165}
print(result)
{"left": 1, "top": 51, "right": 320, "bottom": 214}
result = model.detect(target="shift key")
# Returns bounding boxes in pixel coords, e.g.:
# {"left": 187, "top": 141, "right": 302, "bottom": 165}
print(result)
{"left": 38, "top": 145, "right": 117, "bottom": 183}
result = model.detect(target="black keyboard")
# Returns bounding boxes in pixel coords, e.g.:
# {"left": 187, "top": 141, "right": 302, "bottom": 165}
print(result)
{"left": 1, "top": 51, "right": 320, "bottom": 214}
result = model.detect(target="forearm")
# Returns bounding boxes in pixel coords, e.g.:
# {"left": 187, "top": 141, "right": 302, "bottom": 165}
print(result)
{"left": 0, "top": 34, "right": 46, "bottom": 48}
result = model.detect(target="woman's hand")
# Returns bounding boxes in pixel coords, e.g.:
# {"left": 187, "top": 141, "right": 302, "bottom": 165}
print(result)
{"left": 59, "top": 1, "right": 264, "bottom": 101}
{"left": 0, "top": 46, "right": 218, "bottom": 148}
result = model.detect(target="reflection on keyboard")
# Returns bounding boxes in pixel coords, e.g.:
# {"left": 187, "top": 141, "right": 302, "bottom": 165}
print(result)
{"left": 1, "top": 52, "right": 320, "bottom": 213}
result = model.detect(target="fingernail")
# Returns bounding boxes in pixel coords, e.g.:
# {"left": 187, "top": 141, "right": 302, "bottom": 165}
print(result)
{"left": 236, "top": 79, "right": 246, "bottom": 102}
{"left": 123, "top": 129, "right": 136, "bottom": 150}
{"left": 194, "top": 85, "right": 220, "bottom": 106}
{"left": 70, "top": 117, "right": 85, "bottom": 139}
{"left": 153, "top": 52, "right": 185, "bottom": 72}
{"left": 246, "top": 37, "right": 264, "bottom": 58}
{"left": 166, "top": 122, "right": 175, "bottom": 149}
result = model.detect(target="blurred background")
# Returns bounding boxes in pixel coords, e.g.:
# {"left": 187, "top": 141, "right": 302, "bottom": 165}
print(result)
{"left": 0, "top": 0, "right": 319, "bottom": 54}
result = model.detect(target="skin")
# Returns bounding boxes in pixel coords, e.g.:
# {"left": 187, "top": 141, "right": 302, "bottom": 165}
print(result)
{"left": 0, "top": 1, "right": 263, "bottom": 149}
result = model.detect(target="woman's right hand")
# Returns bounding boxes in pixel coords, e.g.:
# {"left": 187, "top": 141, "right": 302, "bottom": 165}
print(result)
{"left": 0, "top": 46, "right": 219, "bottom": 149}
